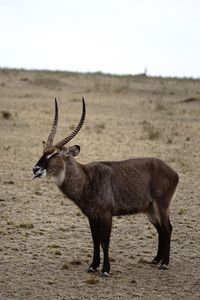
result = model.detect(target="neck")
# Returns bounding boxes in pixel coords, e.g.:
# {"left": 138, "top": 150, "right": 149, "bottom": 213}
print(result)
{"left": 56, "top": 156, "right": 87, "bottom": 205}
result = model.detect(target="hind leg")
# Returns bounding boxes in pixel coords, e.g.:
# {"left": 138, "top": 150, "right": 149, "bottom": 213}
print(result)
{"left": 151, "top": 222, "right": 164, "bottom": 265}
{"left": 159, "top": 215, "right": 173, "bottom": 269}
{"left": 147, "top": 202, "right": 173, "bottom": 269}
{"left": 147, "top": 202, "right": 163, "bottom": 264}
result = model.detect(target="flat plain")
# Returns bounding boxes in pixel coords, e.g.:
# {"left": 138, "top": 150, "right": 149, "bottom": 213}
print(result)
{"left": 0, "top": 69, "right": 199, "bottom": 299}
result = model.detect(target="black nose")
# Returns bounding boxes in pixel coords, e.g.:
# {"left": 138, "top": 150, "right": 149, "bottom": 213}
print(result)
{"left": 33, "top": 166, "right": 40, "bottom": 173}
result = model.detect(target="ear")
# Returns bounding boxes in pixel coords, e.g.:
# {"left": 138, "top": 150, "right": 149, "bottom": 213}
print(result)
{"left": 69, "top": 145, "right": 80, "bottom": 156}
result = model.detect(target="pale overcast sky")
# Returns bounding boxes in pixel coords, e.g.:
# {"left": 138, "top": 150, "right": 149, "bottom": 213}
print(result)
{"left": 0, "top": 0, "right": 199, "bottom": 77}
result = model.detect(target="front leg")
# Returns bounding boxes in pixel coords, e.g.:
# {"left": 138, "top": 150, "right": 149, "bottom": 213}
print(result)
{"left": 88, "top": 217, "right": 100, "bottom": 272}
{"left": 100, "top": 213, "right": 112, "bottom": 277}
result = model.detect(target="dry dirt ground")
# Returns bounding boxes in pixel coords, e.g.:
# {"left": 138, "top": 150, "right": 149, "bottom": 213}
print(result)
{"left": 0, "top": 69, "right": 199, "bottom": 300}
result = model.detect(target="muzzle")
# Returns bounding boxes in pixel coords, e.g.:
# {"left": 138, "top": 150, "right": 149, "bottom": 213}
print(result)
{"left": 32, "top": 166, "right": 46, "bottom": 179}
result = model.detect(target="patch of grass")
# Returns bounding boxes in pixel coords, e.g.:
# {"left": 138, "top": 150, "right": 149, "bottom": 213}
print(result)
{"left": 61, "top": 263, "right": 69, "bottom": 270}
{"left": 94, "top": 123, "right": 105, "bottom": 134}
{"left": 114, "top": 81, "right": 130, "bottom": 93}
{"left": 154, "top": 100, "right": 167, "bottom": 111}
{"left": 54, "top": 250, "right": 62, "bottom": 256}
{"left": 71, "top": 97, "right": 81, "bottom": 103}
{"left": 178, "top": 208, "right": 186, "bottom": 215}
{"left": 4, "top": 180, "right": 14, "bottom": 185}
{"left": 47, "top": 281, "right": 55, "bottom": 285}
{"left": 33, "top": 187, "right": 42, "bottom": 196}
{"left": 85, "top": 278, "right": 99, "bottom": 285}
{"left": 59, "top": 227, "right": 68, "bottom": 232}
{"left": 20, "top": 77, "right": 29, "bottom": 82}
{"left": 7, "top": 221, "right": 14, "bottom": 226}
{"left": 138, "top": 257, "right": 149, "bottom": 264}
{"left": 1, "top": 111, "right": 12, "bottom": 120}
{"left": 167, "top": 137, "right": 173, "bottom": 144}
{"left": 38, "top": 231, "right": 44, "bottom": 236}
{"left": 181, "top": 97, "right": 200, "bottom": 103}
{"left": 70, "top": 224, "right": 76, "bottom": 230}
{"left": 154, "top": 100, "right": 174, "bottom": 116}
{"left": 130, "top": 278, "right": 137, "bottom": 284}
{"left": 19, "top": 222, "right": 34, "bottom": 229}
{"left": 31, "top": 76, "right": 63, "bottom": 90}
{"left": 146, "top": 234, "right": 153, "bottom": 239}
{"left": 142, "top": 120, "right": 161, "bottom": 140}
{"left": 70, "top": 259, "right": 82, "bottom": 265}
{"left": 48, "top": 244, "right": 60, "bottom": 249}
{"left": 76, "top": 211, "right": 82, "bottom": 217}
{"left": 12, "top": 247, "right": 19, "bottom": 252}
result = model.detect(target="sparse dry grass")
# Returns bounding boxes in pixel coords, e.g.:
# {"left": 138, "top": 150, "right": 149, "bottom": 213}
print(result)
{"left": 142, "top": 120, "right": 161, "bottom": 140}
{"left": 0, "top": 68, "right": 200, "bottom": 300}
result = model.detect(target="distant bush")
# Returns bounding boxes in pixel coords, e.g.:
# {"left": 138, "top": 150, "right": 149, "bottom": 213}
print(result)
{"left": 1, "top": 110, "right": 12, "bottom": 120}
{"left": 142, "top": 120, "right": 161, "bottom": 140}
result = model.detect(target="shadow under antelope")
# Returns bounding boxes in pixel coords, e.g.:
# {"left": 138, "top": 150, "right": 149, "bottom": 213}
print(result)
{"left": 33, "top": 98, "right": 179, "bottom": 277}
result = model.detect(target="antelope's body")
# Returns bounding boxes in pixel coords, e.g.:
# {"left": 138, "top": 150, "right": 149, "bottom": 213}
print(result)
{"left": 33, "top": 98, "right": 179, "bottom": 277}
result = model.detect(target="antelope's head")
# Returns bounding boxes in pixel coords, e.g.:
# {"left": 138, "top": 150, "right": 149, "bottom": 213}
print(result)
{"left": 32, "top": 97, "right": 86, "bottom": 180}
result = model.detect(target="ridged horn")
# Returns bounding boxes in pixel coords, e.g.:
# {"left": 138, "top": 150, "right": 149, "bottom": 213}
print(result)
{"left": 46, "top": 98, "right": 58, "bottom": 148}
{"left": 55, "top": 97, "right": 86, "bottom": 149}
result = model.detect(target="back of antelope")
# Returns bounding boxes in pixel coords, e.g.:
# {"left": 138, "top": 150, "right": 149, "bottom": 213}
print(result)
{"left": 33, "top": 98, "right": 179, "bottom": 277}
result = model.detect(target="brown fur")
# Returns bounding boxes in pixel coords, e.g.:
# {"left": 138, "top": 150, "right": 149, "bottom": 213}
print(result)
{"left": 33, "top": 147, "right": 179, "bottom": 275}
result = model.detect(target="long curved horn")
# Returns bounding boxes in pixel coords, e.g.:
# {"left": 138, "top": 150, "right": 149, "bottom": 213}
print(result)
{"left": 46, "top": 98, "right": 58, "bottom": 148}
{"left": 55, "top": 97, "right": 86, "bottom": 149}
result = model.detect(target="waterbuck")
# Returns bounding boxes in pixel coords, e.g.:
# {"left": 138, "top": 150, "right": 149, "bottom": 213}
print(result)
{"left": 33, "top": 97, "right": 179, "bottom": 277}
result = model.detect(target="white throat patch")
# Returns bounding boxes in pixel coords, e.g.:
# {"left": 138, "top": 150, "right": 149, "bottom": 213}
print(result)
{"left": 54, "top": 163, "right": 66, "bottom": 186}
{"left": 41, "top": 169, "right": 47, "bottom": 178}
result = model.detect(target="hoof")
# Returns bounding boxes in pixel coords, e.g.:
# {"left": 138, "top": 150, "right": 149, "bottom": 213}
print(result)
{"left": 159, "top": 264, "right": 169, "bottom": 270}
{"left": 101, "top": 272, "right": 110, "bottom": 278}
{"left": 87, "top": 266, "right": 97, "bottom": 273}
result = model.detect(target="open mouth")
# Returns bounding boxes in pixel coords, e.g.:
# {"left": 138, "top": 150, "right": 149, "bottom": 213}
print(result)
{"left": 32, "top": 173, "right": 42, "bottom": 179}
{"left": 32, "top": 168, "right": 46, "bottom": 180}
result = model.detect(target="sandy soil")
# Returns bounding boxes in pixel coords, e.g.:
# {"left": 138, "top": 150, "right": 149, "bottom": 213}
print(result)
{"left": 0, "top": 69, "right": 199, "bottom": 300}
